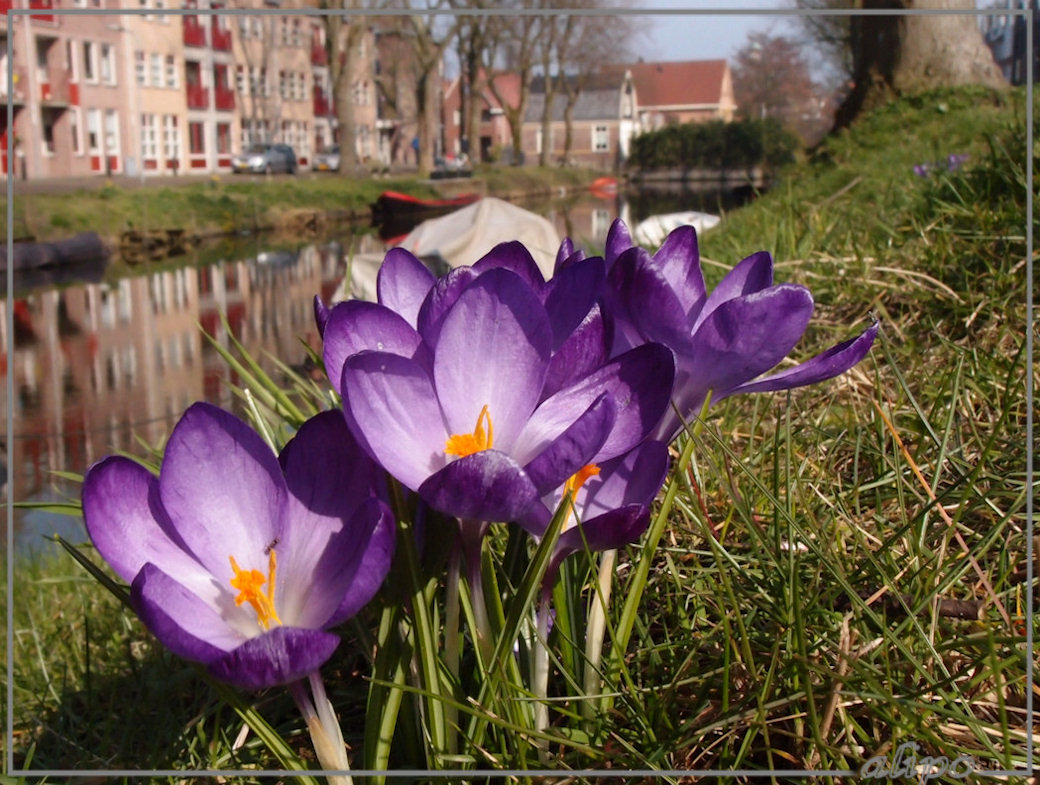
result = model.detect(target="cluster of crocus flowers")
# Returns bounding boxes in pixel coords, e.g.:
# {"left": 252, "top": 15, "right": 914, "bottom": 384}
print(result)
{"left": 80, "top": 214, "right": 876, "bottom": 773}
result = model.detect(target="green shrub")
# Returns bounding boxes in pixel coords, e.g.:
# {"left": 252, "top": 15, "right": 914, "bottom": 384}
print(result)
{"left": 629, "top": 117, "right": 798, "bottom": 171}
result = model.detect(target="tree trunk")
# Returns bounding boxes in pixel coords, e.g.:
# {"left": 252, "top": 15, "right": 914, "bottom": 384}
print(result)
{"left": 835, "top": 0, "right": 1006, "bottom": 129}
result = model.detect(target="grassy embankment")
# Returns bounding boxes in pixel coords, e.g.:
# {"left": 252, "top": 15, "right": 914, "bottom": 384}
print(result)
{"left": 0, "top": 164, "right": 598, "bottom": 244}
{"left": 6, "top": 85, "right": 1034, "bottom": 778}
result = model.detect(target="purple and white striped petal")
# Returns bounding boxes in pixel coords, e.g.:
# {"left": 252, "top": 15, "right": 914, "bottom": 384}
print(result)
{"left": 158, "top": 403, "right": 287, "bottom": 580}
{"left": 418, "top": 450, "right": 540, "bottom": 522}
{"left": 377, "top": 247, "right": 437, "bottom": 328}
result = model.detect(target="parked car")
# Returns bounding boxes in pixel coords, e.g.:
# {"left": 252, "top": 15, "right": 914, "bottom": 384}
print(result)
{"left": 312, "top": 145, "right": 341, "bottom": 172}
{"left": 231, "top": 144, "right": 297, "bottom": 174}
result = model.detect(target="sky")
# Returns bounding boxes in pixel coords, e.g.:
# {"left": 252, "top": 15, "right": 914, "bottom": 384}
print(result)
{"left": 636, "top": 2, "right": 803, "bottom": 65}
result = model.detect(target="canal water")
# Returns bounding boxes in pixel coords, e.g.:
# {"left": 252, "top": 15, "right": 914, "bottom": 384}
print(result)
{"left": 3, "top": 185, "right": 754, "bottom": 560}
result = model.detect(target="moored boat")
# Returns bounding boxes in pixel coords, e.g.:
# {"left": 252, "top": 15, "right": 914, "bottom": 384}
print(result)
{"left": 370, "top": 190, "right": 481, "bottom": 229}
{"left": 632, "top": 211, "right": 721, "bottom": 247}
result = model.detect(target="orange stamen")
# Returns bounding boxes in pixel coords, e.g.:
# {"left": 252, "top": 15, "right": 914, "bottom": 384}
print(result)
{"left": 445, "top": 404, "right": 494, "bottom": 458}
{"left": 229, "top": 550, "right": 282, "bottom": 630}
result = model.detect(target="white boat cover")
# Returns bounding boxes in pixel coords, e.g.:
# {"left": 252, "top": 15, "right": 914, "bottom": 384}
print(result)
{"left": 632, "top": 211, "right": 721, "bottom": 248}
{"left": 336, "top": 197, "right": 562, "bottom": 304}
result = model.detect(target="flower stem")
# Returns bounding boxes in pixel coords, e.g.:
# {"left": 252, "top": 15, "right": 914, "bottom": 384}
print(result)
{"left": 581, "top": 547, "right": 616, "bottom": 720}
{"left": 532, "top": 583, "right": 553, "bottom": 762}
{"left": 290, "top": 672, "right": 353, "bottom": 785}
{"left": 461, "top": 519, "right": 494, "bottom": 667}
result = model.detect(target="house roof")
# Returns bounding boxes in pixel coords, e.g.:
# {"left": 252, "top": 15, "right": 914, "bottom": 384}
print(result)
{"left": 608, "top": 59, "right": 729, "bottom": 108}
{"left": 525, "top": 71, "right": 631, "bottom": 122}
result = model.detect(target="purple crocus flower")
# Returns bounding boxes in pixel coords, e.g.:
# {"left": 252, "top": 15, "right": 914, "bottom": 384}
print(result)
{"left": 606, "top": 219, "right": 878, "bottom": 440}
{"left": 519, "top": 440, "right": 670, "bottom": 576}
{"left": 82, "top": 403, "right": 395, "bottom": 690}
{"left": 329, "top": 266, "right": 674, "bottom": 524}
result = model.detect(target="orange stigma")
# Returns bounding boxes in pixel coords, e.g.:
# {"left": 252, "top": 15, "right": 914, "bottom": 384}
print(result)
{"left": 229, "top": 550, "right": 282, "bottom": 630}
{"left": 445, "top": 404, "right": 494, "bottom": 457}
{"left": 564, "top": 464, "right": 601, "bottom": 499}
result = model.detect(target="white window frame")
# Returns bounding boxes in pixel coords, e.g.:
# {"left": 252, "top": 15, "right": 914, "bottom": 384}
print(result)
{"left": 593, "top": 124, "right": 609, "bottom": 152}
{"left": 100, "top": 43, "right": 116, "bottom": 85}
{"left": 134, "top": 50, "right": 146, "bottom": 85}
{"left": 104, "top": 109, "right": 120, "bottom": 163}
{"left": 165, "top": 54, "right": 178, "bottom": 88}
{"left": 87, "top": 108, "right": 101, "bottom": 154}
{"left": 83, "top": 41, "right": 98, "bottom": 83}
{"left": 141, "top": 112, "right": 158, "bottom": 159}
{"left": 162, "top": 113, "right": 179, "bottom": 162}
{"left": 150, "top": 52, "right": 162, "bottom": 86}
{"left": 69, "top": 106, "right": 83, "bottom": 154}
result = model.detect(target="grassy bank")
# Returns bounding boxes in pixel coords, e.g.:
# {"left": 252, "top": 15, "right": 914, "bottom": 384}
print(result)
{"left": 1, "top": 164, "right": 599, "bottom": 244}
{"left": 8, "top": 85, "right": 1034, "bottom": 779}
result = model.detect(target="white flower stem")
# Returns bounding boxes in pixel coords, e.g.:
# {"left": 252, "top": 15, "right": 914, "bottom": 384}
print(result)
{"left": 532, "top": 584, "right": 554, "bottom": 763}
{"left": 290, "top": 672, "right": 353, "bottom": 785}
{"left": 582, "top": 548, "right": 616, "bottom": 720}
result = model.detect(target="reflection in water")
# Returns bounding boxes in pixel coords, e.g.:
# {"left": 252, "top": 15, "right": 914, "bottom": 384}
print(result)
{"left": 3, "top": 188, "right": 753, "bottom": 559}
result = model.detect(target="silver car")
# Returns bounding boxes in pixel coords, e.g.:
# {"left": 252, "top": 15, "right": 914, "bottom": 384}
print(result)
{"left": 232, "top": 144, "right": 298, "bottom": 174}
{"left": 312, "top": 145, "right": 341, "bottom": 172}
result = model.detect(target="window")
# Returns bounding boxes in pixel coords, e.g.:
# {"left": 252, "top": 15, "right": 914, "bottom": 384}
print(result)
{"left": 104, "top": 109, "right": 119, "bottom": 159}
{"left": 235, "top": 65, "right": 245, "bottom": 93}
{"left": 593, "top": 124, "right": 609, "bottom": 152}
{"left": 153, "top": 0, "right": 166, "bottom": 22}
{"left": 150, "top": 52, "right": 162, "bottom": 86}
{"left": 279, "top": 69, "right": 288, "bottom": 99}
{"left": 135, "top": 50, "right": 146, "bottom": 85}
{"left": 279, "top": 17, "right": 290, "bottom": 46}
{"left": 162, "top": 114, "right": 179, "bottom": 161}
{"left": 290, "top": 19, "right": 302, "bottom": 46}
{"left": 216, "top": 122, "right": 230, "bottom": 154}
{"left": 141, "top": 113, "right": 158, "bottom": 159}
{"left": 87, "top": 108, "right": 101, "bottom": 153}
{"left": 83, "top": 41, "right": 97, "bottom": 82}
{"left": 70, "top": 108, "right": 82, "bottom": 154}
{"left": 165, "top": 54, "right": 177, "bottom": 88}
{"left": 42, "top": 109, "right": 57, "bottom": 154}
{"left": 100, "top": 43, "right": 115, "bottom": 85}
{"left": 66, "top": 40, "right": 79, "bottom": 81}
{"left": 189, "top": 121, "right": 205, "bottom": 155}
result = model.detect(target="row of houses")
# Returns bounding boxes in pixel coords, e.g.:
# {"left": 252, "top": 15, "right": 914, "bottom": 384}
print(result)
{"left": 0, "top": 0, "right": 736, "bottom": 179}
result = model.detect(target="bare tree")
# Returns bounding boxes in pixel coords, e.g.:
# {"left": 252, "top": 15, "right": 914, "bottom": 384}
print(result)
{"left": 482, "top": 4, "right": 541, "bottom": 164}
{"left": 322, "top": 0, "right": 368, "bottom": 173}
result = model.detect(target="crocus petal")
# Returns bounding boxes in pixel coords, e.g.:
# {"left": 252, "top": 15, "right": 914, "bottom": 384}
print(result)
{"left": 276, "top": 411, "right": 390, "bottom": 628}
{"left": 416, "top": 265, "right": 480, "bottom": 347}
{"left": 131, "top": 563, "right": 243, "bottom": 663}
{"left": 418, "top": 449, "right": 539, "bottom": 521}
{"left": 377, "top": 247, "right": 437, "bottom": 328}
{"left": 523, "top": 392, "right": 616, "bottom": 494}
{"left": 554, "top": 237, "right": 583, "bottom": 273}
{"left": 555, "top": 505, "right": 650, "bottom": 561}
{"left": 610, "top": 246, "right": 694, "bottom": 352}
{"left": 158, "top": 403, "right": 287, "bottom": 580}
{"left": 691, "top": 251, "right": 773, "bottom": 333}
{"left": 543, "top": 256, "right": 605, "bottom": 350}
{"left": 518, "top": 343, "right": 675, "bottom": 464}
{"left": 579, "top": 440, "right": 670, "bottom": 516}
{"left": 340, "top": 351, "right": 448, "bottom": 492}
{"left": 433, "top": 268, "right": 551, "bottom": 451}
{"left": 326, "top": 497, "right": 396, "bottom": 627}
{"left": 474, "top": 240, "right": 547, "bottom": 291}
{"left": 543, "top": 303, "right": 612, "bottom": 399}
{"left": 605, "top": 218, "right": 634, "bottom": 268}
{"left": 323, "top": 300, "right": 428, "bottom": 397}
{"left": 724, "top": 321, "right": 879, "bottom": 399}
{"left": 687, "top": 284, "right": 814, "bottom": 396}
{"left": 651, "top": 225, "right": 705, "bottom": 318}
{"left": 83, "top": 456, "right": 194, "bottom": 585}
{"left": 313, "top": 295, "right": 331, "bottom": 337}
{"left": 207, "top": 626, "right": 341, "bottom": 690}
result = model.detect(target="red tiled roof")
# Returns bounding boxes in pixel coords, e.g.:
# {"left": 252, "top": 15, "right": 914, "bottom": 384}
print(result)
{"left": 616, "top": 59, "right": 728, "bottom": 108}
